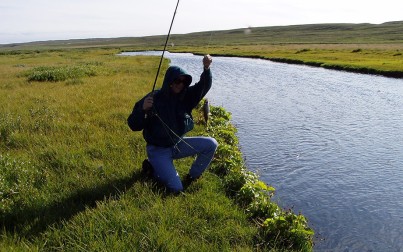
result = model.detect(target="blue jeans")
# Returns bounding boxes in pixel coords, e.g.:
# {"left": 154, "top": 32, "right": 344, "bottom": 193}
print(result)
{"left": 146, "top": 137, "right": 218, "bottom": 193}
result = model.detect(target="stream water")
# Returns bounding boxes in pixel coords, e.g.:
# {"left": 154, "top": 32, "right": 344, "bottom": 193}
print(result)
{"left": 121, "top": 51, "right": 403, "bottom": 251}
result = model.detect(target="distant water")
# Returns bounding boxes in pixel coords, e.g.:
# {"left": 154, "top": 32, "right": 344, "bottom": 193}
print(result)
{"left": 121, "top": 51, "right": 403, "bottom": 251}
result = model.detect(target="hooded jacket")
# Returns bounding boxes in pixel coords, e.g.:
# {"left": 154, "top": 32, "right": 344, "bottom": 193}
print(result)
{"left": 127, "top": 65, "right": 212, "bottom": 147}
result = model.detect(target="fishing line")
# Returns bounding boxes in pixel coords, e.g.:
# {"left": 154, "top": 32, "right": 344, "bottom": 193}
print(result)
{"left": 151, "top": 0, "right": 180, "bottom": 93}
{"left": 154, "top": 113, "right": 213, "bottom": 160}
{"left": 155, "top": 114, "right": 200, "bottom": 152}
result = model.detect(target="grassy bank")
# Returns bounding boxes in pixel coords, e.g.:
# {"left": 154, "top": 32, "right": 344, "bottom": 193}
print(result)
{"left": 170, "top": 44, "right": 403, "bottom": 78}
{"left": 1, "top": 49, "right": 313, "bottom": 251}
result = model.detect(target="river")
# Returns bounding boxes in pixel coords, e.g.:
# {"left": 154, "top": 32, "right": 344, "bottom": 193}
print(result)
{"left": 121, "top": 51, "right": 403, "bottom": 251}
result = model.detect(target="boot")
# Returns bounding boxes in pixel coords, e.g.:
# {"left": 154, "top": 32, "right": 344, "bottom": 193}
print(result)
{"left": 182, "top": 174, "right": 198, "bottom": 189}
{"left": 141, "top": 159, "right": 154, "bottom": 178}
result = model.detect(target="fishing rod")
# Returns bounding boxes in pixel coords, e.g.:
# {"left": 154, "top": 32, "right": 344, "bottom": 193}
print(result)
{"left": 151, "top": 0, "right": 180, "bottom": 93}
{"left": 146, "top": 0, "right": 213, "bottom": 156}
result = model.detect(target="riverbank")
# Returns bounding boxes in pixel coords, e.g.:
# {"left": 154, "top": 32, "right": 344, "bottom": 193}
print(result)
{"left": 0, "top": 48, "right": 313, "bottom": 251}
{"left": 163, "top": 44, "right": 403, "bottom": 79}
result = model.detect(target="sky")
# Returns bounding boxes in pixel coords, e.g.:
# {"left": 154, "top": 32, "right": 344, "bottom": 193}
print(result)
{"left": 1, "top": 0, "right": 402, "bottom": 45}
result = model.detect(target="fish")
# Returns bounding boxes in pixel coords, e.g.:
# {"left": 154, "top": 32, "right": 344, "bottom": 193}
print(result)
{"left": 203, "top": 99, "right": 210, "bottom": 126}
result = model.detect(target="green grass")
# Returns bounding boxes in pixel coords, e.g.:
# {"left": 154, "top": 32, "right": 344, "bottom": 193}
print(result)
{"left": 0, "top": 49, "right": 313, "bottom": 251}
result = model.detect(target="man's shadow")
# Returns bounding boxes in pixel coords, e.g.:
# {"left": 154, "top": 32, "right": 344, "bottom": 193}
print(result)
{"left": 1, "top": 168, "right": 145, "bottom": 238}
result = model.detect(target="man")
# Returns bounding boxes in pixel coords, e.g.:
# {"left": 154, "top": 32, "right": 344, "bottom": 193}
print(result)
{"left": 127, "top": 55, "right": 218, "bottom": 193}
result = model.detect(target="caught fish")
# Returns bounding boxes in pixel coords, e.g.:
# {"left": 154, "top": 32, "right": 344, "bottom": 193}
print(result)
{"left": 203, "top": 99, "right": 210, "bottom": 126}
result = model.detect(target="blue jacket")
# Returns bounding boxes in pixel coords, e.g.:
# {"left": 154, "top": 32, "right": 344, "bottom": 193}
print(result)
{"left": 128, "top": 66, "right": 212, "bottom": 147}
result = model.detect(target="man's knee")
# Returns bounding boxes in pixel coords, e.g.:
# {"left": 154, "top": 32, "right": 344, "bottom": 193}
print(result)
{"left": 162, "top": 175, "right": 184, "bottom": 193}
{"left": 167, "top": 183, "right": 183, "bottom": 193}
{"left": 208, "top": 137, "right": 218, "bottom": 151}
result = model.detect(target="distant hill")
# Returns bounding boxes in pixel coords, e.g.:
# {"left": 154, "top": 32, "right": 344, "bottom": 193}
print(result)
{"left": 1, "top": 21, "right": 403, "bottom": 50}
{"left": 171, "top": 21, "right": 403, "bottom": 45}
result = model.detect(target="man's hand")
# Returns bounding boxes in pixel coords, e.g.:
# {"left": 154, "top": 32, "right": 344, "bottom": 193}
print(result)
{"left": 142, "top": 95, "right": 154, "bottom": 111}
{"left": 203, "top": 54, "right": 212, "bottom": 69}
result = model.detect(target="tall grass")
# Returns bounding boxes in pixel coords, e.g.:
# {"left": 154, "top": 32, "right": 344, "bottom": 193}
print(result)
{"left": 0, "top": 49, "right": 313, "bottom": 251}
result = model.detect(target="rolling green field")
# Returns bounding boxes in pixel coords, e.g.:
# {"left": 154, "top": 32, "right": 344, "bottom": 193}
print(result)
{"left": 1, "top": 49, "right": 313, "bottom": 251}
{"left": 2, "top": 21, "right": 403, "bottom": 78}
